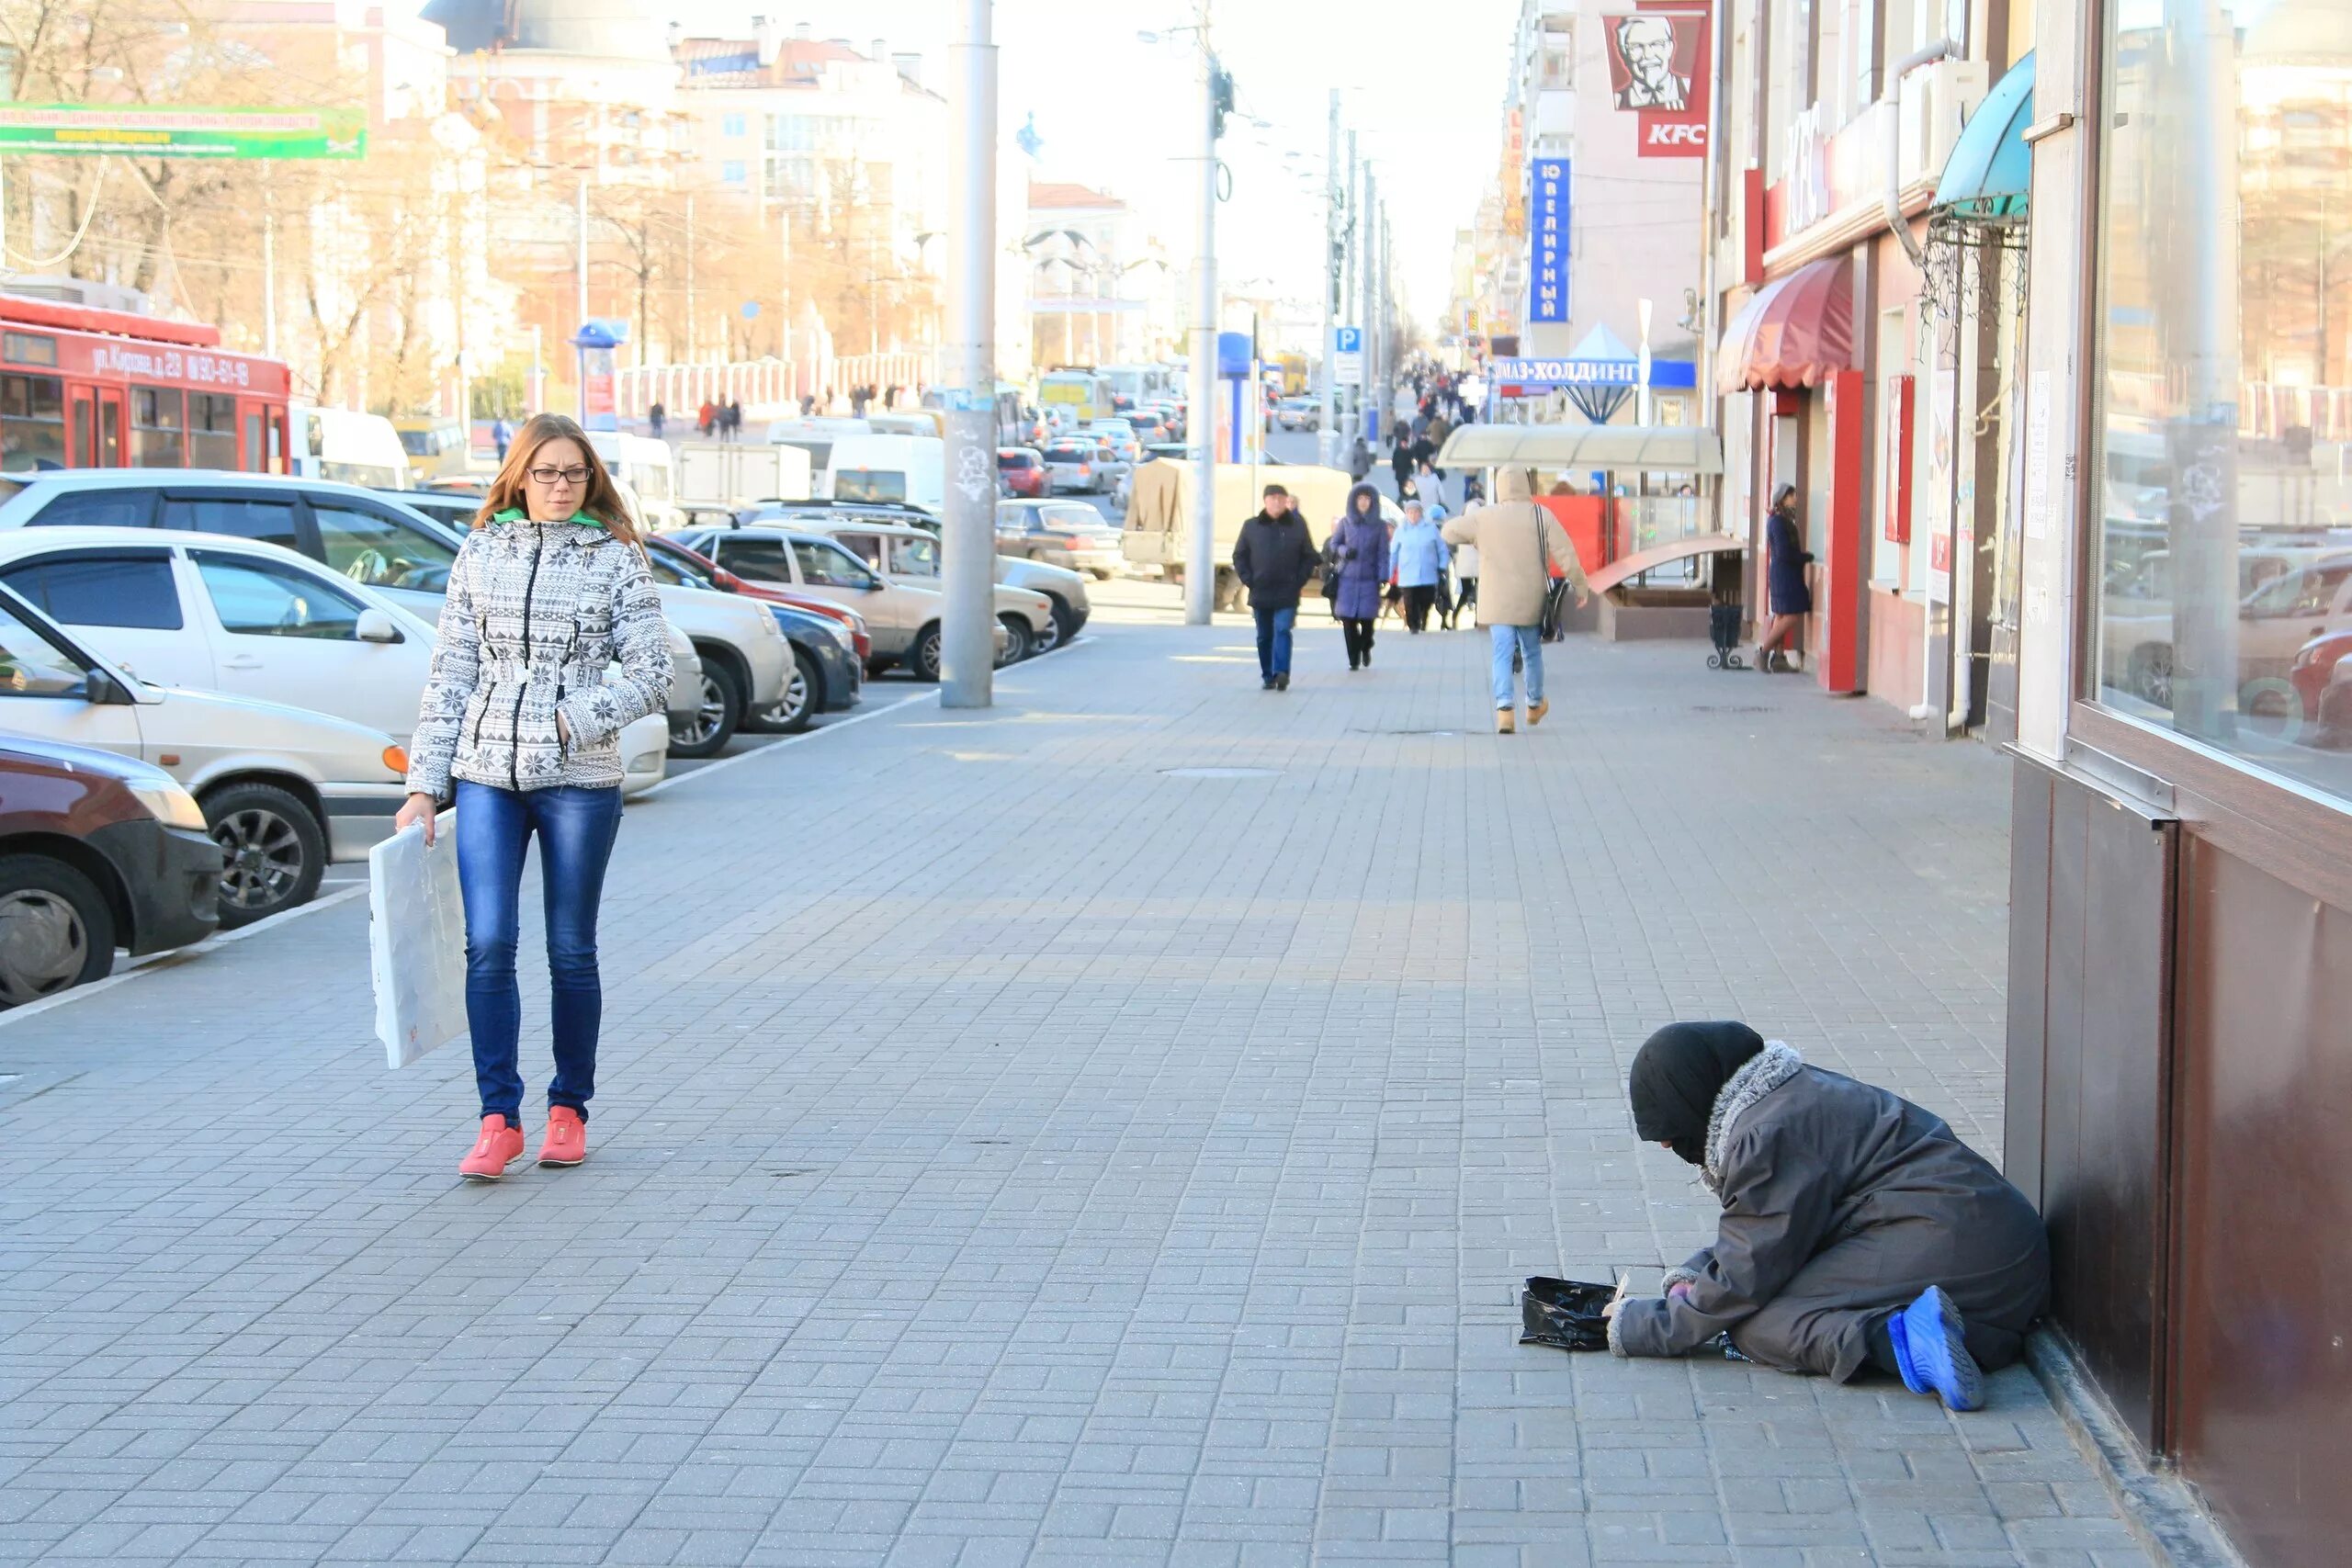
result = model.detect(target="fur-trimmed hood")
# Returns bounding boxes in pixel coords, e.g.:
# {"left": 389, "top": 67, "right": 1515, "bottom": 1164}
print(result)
{"left": 1702, "top": 1041, "right": 1803, "bottom": 1191}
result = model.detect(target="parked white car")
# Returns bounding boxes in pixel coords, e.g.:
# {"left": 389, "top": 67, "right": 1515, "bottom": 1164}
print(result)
{"left": 0, "top": 527, "right": 672, "bottom": 796}
{"left": 0, "top": 472, "right": 735, "bottom": 757}
{"left": 0, "top": 583, "right": 409, "bottom": 925}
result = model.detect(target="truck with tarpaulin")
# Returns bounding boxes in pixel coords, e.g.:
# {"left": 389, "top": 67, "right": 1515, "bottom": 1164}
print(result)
{"left": 1121, "top": 457, "right": 1398, "bottom": 612}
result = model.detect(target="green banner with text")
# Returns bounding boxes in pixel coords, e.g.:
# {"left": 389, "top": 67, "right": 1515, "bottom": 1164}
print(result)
{"left": 0, "top": 105, "right": 366, "bottom": 159}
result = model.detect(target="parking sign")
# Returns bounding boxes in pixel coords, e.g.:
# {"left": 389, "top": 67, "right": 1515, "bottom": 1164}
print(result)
{"left": 1334, "top": 325, "right": 1363, "bottom": 387}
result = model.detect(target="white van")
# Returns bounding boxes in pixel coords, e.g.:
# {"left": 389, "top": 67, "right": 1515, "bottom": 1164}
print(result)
{"left": 587, "top": 432, "right": 678, "bottom": 529}
{"left": 820, "top": 433, "right": 944, "bottom": 513}
{"left": 288, "top": 406, "right": 410, "bottom": 491}
{"left": 764, "top": 417, "right": 870, "bottom": 491}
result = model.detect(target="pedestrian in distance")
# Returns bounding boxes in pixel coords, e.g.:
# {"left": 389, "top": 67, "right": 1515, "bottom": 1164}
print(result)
{"left": 1391, "top": 501, "right": 1449, "bottom": 635}
{"left": 1758, "top": 483, "right": 1814, "bottom": 673}
{"left": 1391, "top": 430, "right": 1415, "bottom": 492}
{"left": 697, "top": 400, "right": 716, "bottom": 437}
{"left": 492, "top": 415, "right": 514, "bottom": 461}
{"left": 648, "top": 400, "right": 665, "bottom": 440}
{"left": 1329, "top": 483, "right": 1389, "bottom": 671}
{"left": 1230, "top": 483, "right": 1319, "bottom": 692}
{"left": 1603, "top": 1021, "right": 2051, "bottom": 1412}
{"left": 1442, "top": 465, "right": 1588, "bottom": 733}
{"left": 1349, "top": 434, "right": 1373, "bottom": 482}
{"left": 394, "top": 412, "right": 674, "bottom": 1181}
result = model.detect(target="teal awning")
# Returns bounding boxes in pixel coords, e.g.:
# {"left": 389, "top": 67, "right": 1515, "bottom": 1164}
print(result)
{"left": 1932, "top": 52, "right": 2035, "bottom": 221}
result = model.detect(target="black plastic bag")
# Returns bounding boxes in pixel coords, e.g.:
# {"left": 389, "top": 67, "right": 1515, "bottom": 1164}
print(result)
{"left": 1519, "top": 1276, "right": 1617, "bottom": 1352}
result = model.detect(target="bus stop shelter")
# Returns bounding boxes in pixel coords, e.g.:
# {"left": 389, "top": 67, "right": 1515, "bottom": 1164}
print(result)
{"left": 1435, "top": 423, "right": 1736, "bottom": 585}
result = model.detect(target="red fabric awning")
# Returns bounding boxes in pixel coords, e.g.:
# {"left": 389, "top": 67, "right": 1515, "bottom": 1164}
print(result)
{"left": 1716, "top": 257, "right": 1855, "bottom": 394}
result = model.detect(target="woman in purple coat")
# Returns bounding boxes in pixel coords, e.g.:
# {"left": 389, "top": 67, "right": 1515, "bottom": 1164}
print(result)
{"left": 1329, "top": 483, "right": 1390, "bottom": 671}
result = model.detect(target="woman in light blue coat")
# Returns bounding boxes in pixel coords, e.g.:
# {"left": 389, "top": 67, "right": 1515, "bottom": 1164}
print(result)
{"left": 1390, "top": 502, "right": 1450, "bottom": 634}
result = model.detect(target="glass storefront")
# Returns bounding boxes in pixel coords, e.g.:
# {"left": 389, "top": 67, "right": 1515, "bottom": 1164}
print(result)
{"left": 2090, "top": 0, "right": 2352, "bottom": 805}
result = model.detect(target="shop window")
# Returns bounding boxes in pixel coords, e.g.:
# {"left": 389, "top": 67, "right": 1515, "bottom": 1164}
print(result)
{"left": 2088, "top": 2, "right": 2352, "bottom": 807}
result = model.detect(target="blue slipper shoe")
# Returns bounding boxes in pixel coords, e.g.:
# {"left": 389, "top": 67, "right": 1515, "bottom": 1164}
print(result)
{"left": 1892, "top": 1286, "right": 1984, "bottom": 1412}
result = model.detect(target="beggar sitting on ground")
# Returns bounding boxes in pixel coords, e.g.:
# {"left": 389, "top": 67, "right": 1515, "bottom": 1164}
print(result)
{"left": 1603, "top": 1021, "right": 2052, "bottom": 1411}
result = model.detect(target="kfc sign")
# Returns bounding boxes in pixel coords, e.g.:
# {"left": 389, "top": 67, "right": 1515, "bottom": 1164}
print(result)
{"left": 1603, "top": 8, "right": 1711, "bottom": 160}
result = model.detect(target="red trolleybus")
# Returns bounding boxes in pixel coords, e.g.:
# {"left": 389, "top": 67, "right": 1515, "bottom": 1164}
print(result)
{"left": 0, "top": 294, "right": 290, "bottom": 477}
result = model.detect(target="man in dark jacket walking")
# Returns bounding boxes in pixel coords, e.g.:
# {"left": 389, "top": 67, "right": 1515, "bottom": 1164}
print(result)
{"left": 1229, "top": 483, "right": 1318, "bottom": 691}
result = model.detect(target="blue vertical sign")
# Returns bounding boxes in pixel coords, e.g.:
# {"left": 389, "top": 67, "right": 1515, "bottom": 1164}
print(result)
{"left": 1529, "top": 158, "right": 1570, "bottom": 323}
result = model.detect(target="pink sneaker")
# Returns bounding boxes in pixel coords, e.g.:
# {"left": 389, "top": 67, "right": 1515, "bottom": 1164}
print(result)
{"left": 458, "top": 1115, "right": 525, "bottom": 1180}
{"left": 537, "top": 1106, "right": 587, "bottom": 1168}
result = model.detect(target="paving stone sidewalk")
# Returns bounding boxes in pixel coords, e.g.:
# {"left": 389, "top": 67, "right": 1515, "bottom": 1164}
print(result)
{"left": 0, "top": 613, "right": 2147, "bottom": 1567}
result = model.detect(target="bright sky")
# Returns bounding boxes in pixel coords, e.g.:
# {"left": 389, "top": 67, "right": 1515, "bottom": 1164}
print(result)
{"left": 671, "top": 1, "right": 1525, "bottom": 329}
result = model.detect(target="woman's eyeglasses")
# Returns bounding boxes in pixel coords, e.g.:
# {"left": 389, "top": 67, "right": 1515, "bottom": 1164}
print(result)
{"left": 526, "top": 465, "right": 591, "bottom": 486}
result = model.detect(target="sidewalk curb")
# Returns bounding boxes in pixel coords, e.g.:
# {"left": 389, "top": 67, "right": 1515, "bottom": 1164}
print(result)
{"left": 2026, "top": 1332, "right": 2244, "bottom": 1568}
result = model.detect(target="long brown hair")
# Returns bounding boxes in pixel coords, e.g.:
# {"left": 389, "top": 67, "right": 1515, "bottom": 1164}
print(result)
{"left": 474, "top": 412, "right": 640, "bottom": 547}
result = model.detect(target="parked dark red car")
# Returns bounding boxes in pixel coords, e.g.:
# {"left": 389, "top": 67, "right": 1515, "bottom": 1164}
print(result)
{"left": 2290, "top": 626, "right": 2352, "bottom": 741}
{"left": 0, "top": 736, "right": 222, "bottom": 1004}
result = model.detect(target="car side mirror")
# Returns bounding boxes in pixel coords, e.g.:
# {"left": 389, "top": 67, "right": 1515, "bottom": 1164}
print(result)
{"left": 356, "top": 608, "right": 403, "bottom": 644}
{"left": 84, "top": 669, "right": 132, "bottom": 705}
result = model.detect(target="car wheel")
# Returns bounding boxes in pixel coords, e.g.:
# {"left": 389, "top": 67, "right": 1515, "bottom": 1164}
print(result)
{"left": 0, "top": 853, "right": 115, "bottom": 1006}
{"left": 2128, "top": 644, "right": 2174, "bottom": 707}
{"left": 997, "top": 614, "right": 1032, "bottom": 666}
{"left": 910, "top": 623, "right": 944, "bottom": 682}
{"left": 204, "top": 782, "right": 326, "bottom": 928}
{"left": 1032, "top": 601, "right": 1066, "bottom": 653}
{"left": 746, "top": 647, "right": 820, "bottom": 734}
{"left": 670, "top": 660, "right": 743, "bottom": 758}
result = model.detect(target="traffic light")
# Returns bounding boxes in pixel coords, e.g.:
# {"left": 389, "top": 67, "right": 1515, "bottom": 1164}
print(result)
{"left": 1212, "top": 67, "right": 1235, "bottom": 140}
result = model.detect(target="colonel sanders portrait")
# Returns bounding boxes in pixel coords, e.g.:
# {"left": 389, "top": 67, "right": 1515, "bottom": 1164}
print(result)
{"left": 1612, "top": 15, "right": 1691, "bottom": 111}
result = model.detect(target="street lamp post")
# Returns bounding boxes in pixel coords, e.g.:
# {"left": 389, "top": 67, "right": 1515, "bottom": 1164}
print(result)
{"left": 941, "top": 0, "right": 998, "bottom": 707}
{"left": 1317, "top": 89, "right": 1340, "bottom": 468}
{"left": 1185, "top": 35, "right": 1221, "bottom": 626}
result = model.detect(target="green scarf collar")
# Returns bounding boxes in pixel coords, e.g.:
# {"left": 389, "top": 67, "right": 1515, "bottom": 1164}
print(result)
{"left": 491, "top": 507, "right": 606, "bottom": 529}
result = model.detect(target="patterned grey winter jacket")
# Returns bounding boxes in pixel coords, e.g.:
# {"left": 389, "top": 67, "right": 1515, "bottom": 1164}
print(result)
{"left": 405, "top": 513, "right": 673, "bottom": 799}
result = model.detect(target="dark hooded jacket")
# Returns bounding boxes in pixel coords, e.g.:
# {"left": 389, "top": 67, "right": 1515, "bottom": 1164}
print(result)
{"left": 1327, "top": 485, "right": 1390, "bottom": 620}
{"left": 1611, "top": 1029, "right": 2050, "bottom": 1382}
{"left": 1230, "top": 505, "right": 1319, "bottom": 611}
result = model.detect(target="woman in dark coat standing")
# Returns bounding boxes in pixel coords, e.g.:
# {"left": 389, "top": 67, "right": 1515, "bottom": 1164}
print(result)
{"left": 1759, "top": 485, "right": 1814, "bottom": 671}
{"left": 1606, "top": 1021, "right": 2050, "bottom": 1412}
{"left": 1328, "top": 483, "right": 1390, "bottom": 671}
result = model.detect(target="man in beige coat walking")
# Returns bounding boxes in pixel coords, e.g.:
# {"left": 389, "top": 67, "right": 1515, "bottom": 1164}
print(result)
{"left": 1442, "top": 466, "right": 1590, "bottom": 733}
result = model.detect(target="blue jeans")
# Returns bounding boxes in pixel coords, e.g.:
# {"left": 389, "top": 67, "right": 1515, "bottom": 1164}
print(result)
{"left": 455, "top": 781, "right": 624, "bottom": 1126}
{"left": 1252, "top": 604, "right": 1296, "bottom": 679}
{"left": 1490, "top": 623, "right": 1544, "bottom": 708}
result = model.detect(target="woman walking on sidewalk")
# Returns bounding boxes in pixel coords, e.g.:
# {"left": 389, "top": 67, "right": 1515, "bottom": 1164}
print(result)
{"left": 1328, "top": 482, "right": 1389, "bottom": 671}
{"left": 394, "top": 413, "right": 673, "bottom": 1180}
{"left": 1391, "top": 502, "right": 1449, "bottom": 634}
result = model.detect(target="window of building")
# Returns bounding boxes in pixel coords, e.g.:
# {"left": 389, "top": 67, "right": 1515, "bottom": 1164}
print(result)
{"left": 0, "top": 373, "right": 63, "bottom": 472}
{"left": 723, "top": 113, "right": 746, "bottom": 138}
{"left": 1540, "top": 27, "right": 1572, "bottom": 89}
{"left": 2088, "top": 2, "right": 2352, "bottom": 808}
{"left": 722, "top": 159, "right": 746, "bottom": 186}
{"left": 130, "top": 386, "right": 185, "bottom": 468}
